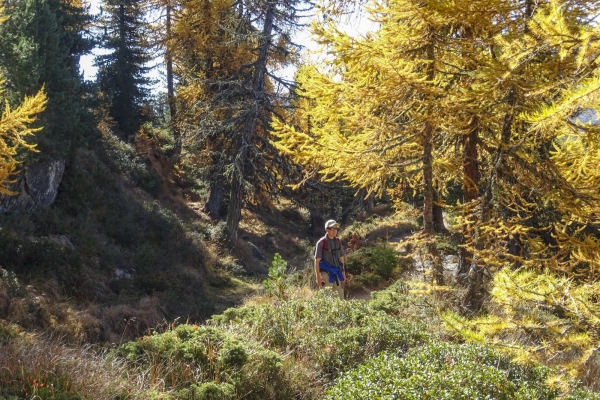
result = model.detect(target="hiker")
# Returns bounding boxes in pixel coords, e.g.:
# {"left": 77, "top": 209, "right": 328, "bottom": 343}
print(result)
{"left": 314, "top": 219, "right": 346, "bottom": 299}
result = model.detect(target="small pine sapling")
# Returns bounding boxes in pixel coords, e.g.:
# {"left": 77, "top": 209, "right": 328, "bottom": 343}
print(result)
{"left": 263, "top": 253, "right": 289, "bottom": 299}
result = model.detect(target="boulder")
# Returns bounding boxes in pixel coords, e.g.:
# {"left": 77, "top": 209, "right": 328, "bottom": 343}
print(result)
{"left": 0, "top": 159, "right": 65, "bottom": 213}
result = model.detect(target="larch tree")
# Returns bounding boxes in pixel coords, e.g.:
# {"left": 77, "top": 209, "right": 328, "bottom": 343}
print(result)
{"left": 0, "top": 10, "right": 47, "bottom": 193}
{"left": 445, "top": 0, "right": 600, "bottom": 310}
{"left": 0, "top": 0, "right": 95, "bottom": 158}
{"left": 274, "top": 0, "right": 600, "bottom": 306}
{"left": 272, "top": 0, "right": 464, "bottom": 284}
{"left": 430, "top": 0, "right": 600, "bottom": 372}
{"left": 173, "top": 0, "right": 311, "bottom": 242}
{"left": 277, "top": 94, "right": 378, "bottom": 232}
{"left": 171, "top": 0, "right": 256, "bottom": 219}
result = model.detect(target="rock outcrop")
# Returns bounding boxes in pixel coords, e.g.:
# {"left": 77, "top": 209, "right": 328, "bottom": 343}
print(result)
{"left": 0, "top": 159, "right": 65, "bottom": 213}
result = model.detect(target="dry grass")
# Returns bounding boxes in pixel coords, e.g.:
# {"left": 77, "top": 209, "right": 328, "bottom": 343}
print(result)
{"left": 0, "top": 278, "right": 108, "bottom": 344}
{"left": 243, "top": 284, "right": 315, "bottom": 307}
{"left": 0, "top": 327, "right": 137, "bottom": 399}
{"left": 0, "top": 280, "right": 9, "bottom": 318}
{"left": 102, "top": 296, "right": 162, "bottom": 344}
{"left": 340, "top": 205, "right": 418, "bottom": 245}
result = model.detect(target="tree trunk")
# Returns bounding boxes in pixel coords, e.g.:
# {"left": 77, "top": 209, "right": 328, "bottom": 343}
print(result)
{"left": 433, "top": 198, "right": 447, "bottom": 234}
{"left": 457, "top": 115, "right": 480, "bottom": 279}
{"left": 329, "top": 200, "right": 337, "bottom": 220}
{"left": 365, "top": 192, "right": 374, "bottom": 213}
{"left": 309, "top": 209, "right": 325, "bottom": 235}
{"left": 423, "top": 41, "right": 443, "bottom": 286}
{"left": 226, "top": 3, "right": 274, "bottom": 243}
{"left": 507, "top": 233, "right": 523, "bottom": 268}
{"left": 165, "top": 0, "right": 181, "bottom": 158}
{"left": 227, "top": 173, "right": 243, "bottom": 242}
{"left": 423, "top": 121, "right": 444, "bottom": 285}
{"left": 354, "top": 188, "right": 374, "bottom": 214}
{"left": 203, "top": 180, "right": 224, "bottom": 219}
{"left": 463, "top": 88, "right": 516, "bottom": 311}
{"left": 463, "top": 176, "right": 493, "bottom": 312}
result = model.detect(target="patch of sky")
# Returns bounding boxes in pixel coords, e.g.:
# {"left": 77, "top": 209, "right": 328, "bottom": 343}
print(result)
{"left": 575, "top": 108, "right": 599, "bottom": 125}
{"left": 79, "top": 0, "right": 378, "bottom": 93}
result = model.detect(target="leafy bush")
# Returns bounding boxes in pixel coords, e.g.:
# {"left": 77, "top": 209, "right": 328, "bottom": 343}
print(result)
{"left": 368, "top": 279, "right": 411, "bottom": 316}
{"left": 325, "top": 342, "right": 599, "bottom": 400}
{"left": 207, "top": 221, "right": 229, "bottom": 244}
{"left": 98, "top": 133, "right": 162, "bottom": 197}
{"left": 191, "top": 382, "right": 235, "bottom": 400}
{"left": 211, "top": 291, "right": 430, "bottom": 378}
{"left": 345, "top": 244, "right": 399, "bottom": 281}
{"left": 115, "top": 324, "right": 287, "bottom": 399}
{"left": 345, "top": 272, "right": 382, "bottom": 293}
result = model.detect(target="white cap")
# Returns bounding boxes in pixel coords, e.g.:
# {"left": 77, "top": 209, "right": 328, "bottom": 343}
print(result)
{"left": 325, "top": 219, "right": 339, "bottom": 229}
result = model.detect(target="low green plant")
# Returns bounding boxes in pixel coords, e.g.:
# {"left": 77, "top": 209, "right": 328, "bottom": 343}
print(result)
{"left": 115, "top": 324, "right": 287, "bottom": 399}
{"left": 191, "top": 382, "right": 235, "bottom": 400}
{"left": 263, "top": 253, "right": 288, "bottom": 298}
{"left": 345, "top": 244, "right": 399, "bottom": 281}
{"left": 211, "top": 291, "right": 430, "bottom": 378}
{"left": 325, "top": 342, "right": 599, "bottom": 399}
{"left": 0, "top": 323, "right": 18, "bottom": 344}
{"left": 345, "top": 272, "right": 382, "bottom": 293}
{"left": 368, "top": 279, "right": 411, "bottom": 316}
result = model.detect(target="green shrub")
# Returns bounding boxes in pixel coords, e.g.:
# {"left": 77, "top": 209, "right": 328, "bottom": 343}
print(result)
{"left": 211, "top": 291, "right": 430, "bottom": 378}
{"left": 347, "top": 272, "right": 381, "bottom": 289}
{"left": 191, "top": 382, "right": 235, "bottom": 400}
{"left": 325, "top": 342, "right": 599, "bottom": 400}
{"left": 115, "top": 324, "right": 287, "bottom": 399}
{"left": 0, "top": 323, "right": 18, "bottom": 344}
{"left": 345, "top": 245, "right": 399, "bottom": 281}
{"left": 368, "top": 279, "right": 411, "bottom": 316}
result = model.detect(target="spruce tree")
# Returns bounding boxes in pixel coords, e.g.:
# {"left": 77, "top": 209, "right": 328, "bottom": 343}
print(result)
{"left": 96, "top": 0, "right": 152, "bottom": 138}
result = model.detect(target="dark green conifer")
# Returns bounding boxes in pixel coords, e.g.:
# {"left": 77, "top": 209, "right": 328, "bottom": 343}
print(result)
{"left": 96, "top": 0, "right": 151, "bottom": 138}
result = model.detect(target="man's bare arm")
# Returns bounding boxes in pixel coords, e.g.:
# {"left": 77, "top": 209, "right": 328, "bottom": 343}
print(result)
{"left": 315, "top": 258, "right": 324, "bottom": 286}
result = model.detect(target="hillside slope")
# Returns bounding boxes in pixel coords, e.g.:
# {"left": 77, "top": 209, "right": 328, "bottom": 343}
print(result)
{"left": 0, "top": 132, "right": 314, "bottom": 344}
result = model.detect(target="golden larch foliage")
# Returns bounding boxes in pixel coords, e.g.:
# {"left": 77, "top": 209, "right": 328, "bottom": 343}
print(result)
{"left": 0, "top": 55, "right": 47, "bottom": 195}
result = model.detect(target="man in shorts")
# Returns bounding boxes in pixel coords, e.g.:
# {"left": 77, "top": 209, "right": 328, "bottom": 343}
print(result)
{"left": 314, "top": 219, "right": 346, "bottom": 299}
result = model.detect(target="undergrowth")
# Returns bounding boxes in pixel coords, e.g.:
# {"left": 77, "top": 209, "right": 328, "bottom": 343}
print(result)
{"left": 325, "top": 342, "right": 598, "bottom": 399}
{"left": 0, "top": 323, "right": 132, "bottom": 400}
{"left": 1, "top": 281, "right": 598, "bottom": 399}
